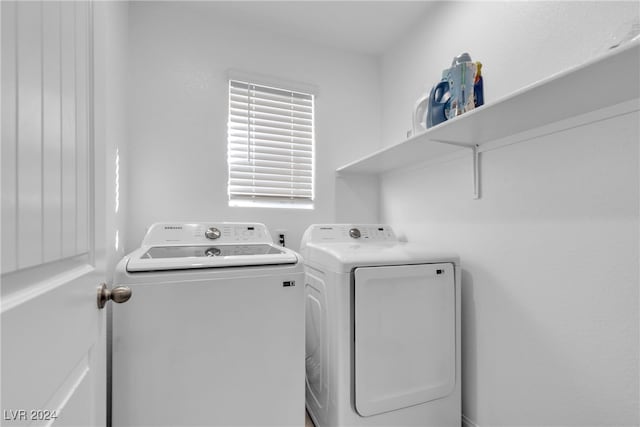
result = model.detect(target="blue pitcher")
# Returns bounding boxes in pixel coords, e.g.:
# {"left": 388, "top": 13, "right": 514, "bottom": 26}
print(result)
{"left": 426, "top": 78, "right": 451, "bottom": 129}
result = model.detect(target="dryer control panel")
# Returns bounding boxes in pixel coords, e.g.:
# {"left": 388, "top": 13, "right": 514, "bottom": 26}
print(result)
{"left": 301, "top": 224, "right": 397, "bottom": 245}
{"left": 141, "top": 222, "right": 274, "bottom": 246}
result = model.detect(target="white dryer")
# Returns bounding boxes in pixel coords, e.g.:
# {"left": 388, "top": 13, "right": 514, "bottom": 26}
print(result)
{"left": 112, "top": 222, "right": 304, "bottom": 426}
{"left": 301, "top": 224, "right": 461, "bottom": 426}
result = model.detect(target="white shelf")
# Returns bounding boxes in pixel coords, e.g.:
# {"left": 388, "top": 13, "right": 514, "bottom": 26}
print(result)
{"left": 337, "top": 40, "right": 640, "bottom": 180}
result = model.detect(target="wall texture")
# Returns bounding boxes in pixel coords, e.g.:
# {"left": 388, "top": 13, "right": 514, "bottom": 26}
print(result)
{"left": 125, "top": 2, "right": 381, "bottom": 252}
{"left": 378, "top": 2, "right": 639, "bottom": 426}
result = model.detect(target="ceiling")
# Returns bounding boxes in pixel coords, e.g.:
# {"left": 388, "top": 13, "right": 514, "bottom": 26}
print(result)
{"left": 181, "top": 1, "right": 436, "bottom": 55}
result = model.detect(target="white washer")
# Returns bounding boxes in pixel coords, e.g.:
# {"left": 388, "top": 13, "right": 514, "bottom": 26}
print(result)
{"left": 301, "top": 224, "right": 461, "bottom": 426}
{"left": 112, "top": 222, "right": 304, "bottom": 426}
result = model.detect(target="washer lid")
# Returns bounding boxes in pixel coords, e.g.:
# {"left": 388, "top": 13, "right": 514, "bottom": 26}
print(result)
{"left": 126, "top": 244, "right": 298, "bottom": 272}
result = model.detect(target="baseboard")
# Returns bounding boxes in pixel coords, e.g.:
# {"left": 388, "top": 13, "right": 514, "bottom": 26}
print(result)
{"left": 462, "top": 414, "right": 479, "bottom": 427}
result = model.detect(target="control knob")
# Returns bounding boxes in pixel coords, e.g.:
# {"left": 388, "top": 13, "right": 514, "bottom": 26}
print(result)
{"left": 349, "top": 228, "right": 361, "bottom": 239}
{"left": 205, "top": 247, "right": 221, "bottom": 257}
{"left": 205, "top": 227, "right": 221, "bottom": 240}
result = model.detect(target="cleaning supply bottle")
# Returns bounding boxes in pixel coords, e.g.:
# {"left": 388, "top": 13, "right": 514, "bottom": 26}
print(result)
{"left": 474, "top": 62, "right": 484, "bottom": 107}
{"left": 412, "top": 94, "right": 429, "bottom": 136}
{"left": 426, "top": 78, "right": 450, "bottom": 128}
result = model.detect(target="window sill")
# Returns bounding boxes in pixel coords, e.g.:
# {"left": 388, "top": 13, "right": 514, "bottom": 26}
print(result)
{"left": 229, "top": 199, "right": 314, "bottom": 210}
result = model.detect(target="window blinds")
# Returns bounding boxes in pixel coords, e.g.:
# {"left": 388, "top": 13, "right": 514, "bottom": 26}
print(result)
{"left": 228, "top": 80, "right": 314, "bottom": 207}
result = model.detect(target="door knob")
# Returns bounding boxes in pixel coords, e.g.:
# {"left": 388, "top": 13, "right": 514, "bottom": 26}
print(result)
{"left": 97, "top": 283, "right": 132, "bottom": 309}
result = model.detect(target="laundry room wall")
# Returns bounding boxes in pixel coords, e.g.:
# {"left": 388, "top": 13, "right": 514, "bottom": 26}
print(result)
{"left": 124, "top": 2, "right": 381, "bottom": 253}
{"left": 376, "top": 2, "right": 639, "bottom": 427}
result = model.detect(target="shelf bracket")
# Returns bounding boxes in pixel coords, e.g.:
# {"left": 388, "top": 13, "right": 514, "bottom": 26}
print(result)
{"left": 472, "top": 144, "right": 480, "bottom": 199}
{"left": 430, "top": 139, "right": 480, "bottom": 199}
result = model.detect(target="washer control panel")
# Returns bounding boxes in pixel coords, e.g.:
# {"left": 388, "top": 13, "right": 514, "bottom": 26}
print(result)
{"left": 141, "top": 222, "right": 274, "bottom": 246}
{"left": 303, "top": 224, "right": 397, "bottom": 244}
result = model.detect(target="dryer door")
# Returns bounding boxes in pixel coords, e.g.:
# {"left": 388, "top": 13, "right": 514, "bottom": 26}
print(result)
{"left": 354, "top": 263, "right": 456, "bottom": 417}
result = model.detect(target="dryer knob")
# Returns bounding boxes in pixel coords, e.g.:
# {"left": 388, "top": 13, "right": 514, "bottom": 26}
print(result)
{"left": 205, "top": 227, "right": 221, "bottom": 240}
{"left": 349, "top": 228, "right": 361, "bottom": 239}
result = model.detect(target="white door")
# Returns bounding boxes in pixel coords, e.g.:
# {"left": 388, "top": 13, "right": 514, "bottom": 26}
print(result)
{"left": 1, "top": 2, "right": 121, "bottom": 425}
{"left": 353, "top": 263, "right": 456, "bottom": 417}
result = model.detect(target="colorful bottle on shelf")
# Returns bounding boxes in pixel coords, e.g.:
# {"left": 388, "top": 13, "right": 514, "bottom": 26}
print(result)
{"left": 474, "top": 62, "right": 484, "bottom": 107}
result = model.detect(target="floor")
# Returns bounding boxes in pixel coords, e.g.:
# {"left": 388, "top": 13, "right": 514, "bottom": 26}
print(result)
{"left": 305, "top": 410, "right": 315, "bottom": 427}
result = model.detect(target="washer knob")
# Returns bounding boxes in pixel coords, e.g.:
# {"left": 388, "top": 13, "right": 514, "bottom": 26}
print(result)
{"left": 349, "top": 228, "right": 361, "bottom": 239}
{"left": 205, "top": 227, "right": 221, "bottom": 240}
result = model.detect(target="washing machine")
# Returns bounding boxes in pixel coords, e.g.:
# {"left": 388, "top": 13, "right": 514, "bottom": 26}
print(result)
{"left": 301, "top": 224, "right": 461, "bottom": 426}
{"left": 111, "top": 222, "right": 304, "bottom": 426}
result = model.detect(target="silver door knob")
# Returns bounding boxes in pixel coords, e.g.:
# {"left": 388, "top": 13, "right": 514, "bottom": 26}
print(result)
{"left": 97, "top": 283, "right": 132, "bottom": 309}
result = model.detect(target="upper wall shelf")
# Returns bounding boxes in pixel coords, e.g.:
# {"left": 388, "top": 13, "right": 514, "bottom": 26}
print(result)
{"left": 337, "top": 40, "right": 640, "bottom": 179}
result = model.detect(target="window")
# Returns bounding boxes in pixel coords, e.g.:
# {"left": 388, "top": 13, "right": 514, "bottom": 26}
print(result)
{"left": 227, "top": 79, "right": 315, "bottom": 208}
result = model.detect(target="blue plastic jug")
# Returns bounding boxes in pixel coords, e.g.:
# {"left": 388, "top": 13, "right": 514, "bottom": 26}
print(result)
{"left": 427, "top": 79, "right": 451, "bottom": 128}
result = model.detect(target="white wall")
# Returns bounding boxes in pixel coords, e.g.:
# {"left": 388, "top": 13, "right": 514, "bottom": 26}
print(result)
{"left": 378, "top": 2, "right": 639, "bottom": 426}
{"left": 125, "top": 2, "right": 380, "bottom": 252}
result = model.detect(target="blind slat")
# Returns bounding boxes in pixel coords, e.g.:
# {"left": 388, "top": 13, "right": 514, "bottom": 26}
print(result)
{"left": 229, "top": 144, "right": 313, "bottom": 158}
{"left": 230, "top": 79, "right": 312, "bottom": 97}
{"left": 229, "top": 114, "right": 313, "bottom": 131}
{"left": 230, "top": 180, "right": 312, "bottom": 190}
{"left": 228, "top": 136, "right": 312, "bottom": 150}
{"left": 229, "top": 122, "right": 313, "bottom": 139}
{"left": 231, "top": 92, "right": 312, "bottom": 108}
{"left": 230, "top": 170, "right": 313, "bottom": 180}
{"left": 229, "top": 129, "right": 312, "bottom": 145}
{"left": 229, "top": 187, "right": 313, "bottom": 196}
{"left": 230, "top": 103, "right": 313, "bottom": 120}
{"left": 229, "top": 151, "right": 313, "bottom": 168}
{"left": 230, "top": 82, "right": 312, "bottom": 103}
{"left": 230, "top": 172, "right": 312, "bottom": 182}
{"left": 230, "top": 94, "right": 313, "bottom": 113}
{"left": 231, "top": 164, "right": 313, "bottom": 176}
{"left": 228, "top": 158, "right": 313, "bottom": 171}
{"left": 230, "top": 192, "right": 312, "bottom": 200}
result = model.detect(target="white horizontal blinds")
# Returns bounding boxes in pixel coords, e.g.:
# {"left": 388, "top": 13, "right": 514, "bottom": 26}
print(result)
{"left": 228, "top": 80, "right": 314, "bottom": 204}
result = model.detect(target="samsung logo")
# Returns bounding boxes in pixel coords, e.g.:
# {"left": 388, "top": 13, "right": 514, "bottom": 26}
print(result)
{"left": 164, "top": 226, "right": 183, "bottom": 230}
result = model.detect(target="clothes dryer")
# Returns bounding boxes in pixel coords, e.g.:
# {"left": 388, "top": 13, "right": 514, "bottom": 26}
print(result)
{"left": 301, "top": 224, "right": 460, "bottom": 426}
{"left": 112, "top": 222, "right": 304, "bottom": 426}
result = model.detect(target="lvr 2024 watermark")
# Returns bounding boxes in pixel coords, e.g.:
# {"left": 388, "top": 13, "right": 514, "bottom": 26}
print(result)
{"left": 3, "top": 410, "right": 59, "bottom": 422}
